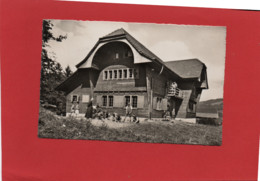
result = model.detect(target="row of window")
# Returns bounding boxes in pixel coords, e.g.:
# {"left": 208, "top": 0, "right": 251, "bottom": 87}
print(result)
{"left": 102, "top": 95, "right": 138, "bottom": 108}
{"left": 103, "top": 68, "right": 139, "bottom": 80}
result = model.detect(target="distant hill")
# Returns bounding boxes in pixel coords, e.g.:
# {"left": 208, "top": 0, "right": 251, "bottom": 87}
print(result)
{"left": 197, "top": 98, "right": 223, "bottom": 117}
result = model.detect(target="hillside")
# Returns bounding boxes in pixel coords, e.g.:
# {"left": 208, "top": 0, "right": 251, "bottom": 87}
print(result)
{"left": 197, "top": 98, "right": 223, "bottom": 115}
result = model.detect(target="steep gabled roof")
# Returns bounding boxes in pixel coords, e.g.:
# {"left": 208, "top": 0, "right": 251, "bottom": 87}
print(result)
{"left": 76, "top": 28, "right": 206, "bottom": 80}
{"left": 165, "top": 59, "right": 205, "bottom": 79}
{"left": 76, "top": 28, "right": 165, "bottom": 69}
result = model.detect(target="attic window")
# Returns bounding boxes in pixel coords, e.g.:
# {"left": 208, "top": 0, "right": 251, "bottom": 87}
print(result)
{"left": 115, "top": 53, "right": 119, "bottom": 59}
{"left": 125, "top": 50, "right": 132, "bottom": 57}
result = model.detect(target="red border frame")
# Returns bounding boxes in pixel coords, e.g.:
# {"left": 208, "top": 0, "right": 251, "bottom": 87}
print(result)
{"left": 1, "top": 0, "right": 260, "bottom": 180}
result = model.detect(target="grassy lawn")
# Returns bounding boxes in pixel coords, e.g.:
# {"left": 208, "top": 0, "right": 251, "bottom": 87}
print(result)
{"left": 38, "top": 108, "right": 222, "bottom": 146}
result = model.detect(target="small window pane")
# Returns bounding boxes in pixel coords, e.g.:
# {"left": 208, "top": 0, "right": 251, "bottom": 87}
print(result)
{"left": 132, "top": 96, "right": 138, "bottom": 108}
{"left": 109, "top": 96, "right": 113, "bottom": 107}
{"left": 129, "top": 69, "right": 133, "bottom": 78}
{"left": 104, "top": 71, "right": 108, "bottom": 80}
{"left": 115, "top": 53, "right": 119, "bottom": 59}
{"left": 109, "top": 70, "right": 113, "bottom": 79}
{"left": 124, "top": 69, "right": 128, "bottom": 79}
{"left": 102, "top": 96, "right": 107, "bottom": 107}
{"left": 114, "top": 70, "right": 117, "bottom": 79}
{"left": 128, "top": 51, "right": 132, "bottom": 57}
{"left": 119, "top": 70, "right": 122, "bottom": 79}
{"left": 125, "top": 96, "right": 130, "bottom": 106}
{"left": 72, "top": 95, "right": 78, "bottom": 102}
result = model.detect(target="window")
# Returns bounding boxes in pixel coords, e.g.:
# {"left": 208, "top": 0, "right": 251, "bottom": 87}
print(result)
{"left": 114, "top": 70, "right": 118, "bottom": 79}
{"left": 119, "top": 70, "right": 122, "bottom": 79}
{"left": 103, "top": 68, "right": 139, "bottom": 80}
{"left": 72, "top": 95, "right": 78, "bottom": 102}
{"left": 132, "top": 96, "right": 138, "bottom": 108}
{"left": 125, "top": 50, "right": 132, "bottom": 57}
{"left": 109, "top": 70, "right": 113, "bottom": 79}
{"left": 129, "top": 69, "right": 133, "bottom": 78}
{"left": 156, "top": 97, "right": 162, "bottom": 110}
{"left": 125, "top": 96, "right": 130, "bottom": 106}
{"left": 102, "top": 96, "right": 107, "bottom": 107}
{"left": 124, "top": 69, "right": 128, "bottom": 79}
{"left": 108, "top": 96, "right": 113, "bottom": 107}
{"left": 115, "top": 53, "right": 119, "bottom": 59}
{"left": 104, "top": 71, "right": 108, "bottom": 80}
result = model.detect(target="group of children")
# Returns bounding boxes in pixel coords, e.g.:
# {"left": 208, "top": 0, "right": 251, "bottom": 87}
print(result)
{"left": 70, "top": 101, "right": 139, "bottom": 123}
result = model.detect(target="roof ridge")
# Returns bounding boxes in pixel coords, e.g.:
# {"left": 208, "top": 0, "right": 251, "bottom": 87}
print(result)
{"left": 166, "top": 58, "right": 201, "bottom": 63}
{"left": 101, "top": 28, "right": 127, "bottom": 38}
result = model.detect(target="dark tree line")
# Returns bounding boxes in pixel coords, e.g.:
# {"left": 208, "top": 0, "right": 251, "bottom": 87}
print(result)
{"left": 40, "top": 20, "right": 72, "bottom": 113}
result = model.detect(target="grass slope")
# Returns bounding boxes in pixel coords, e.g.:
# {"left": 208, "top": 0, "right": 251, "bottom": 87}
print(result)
{"left": 38, "top": 108, "right": 222, "bottom": 146}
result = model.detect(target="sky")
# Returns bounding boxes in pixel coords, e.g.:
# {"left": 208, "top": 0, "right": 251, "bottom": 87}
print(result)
{"left": 46, "top": 20, "right": 226, "bottom": 101}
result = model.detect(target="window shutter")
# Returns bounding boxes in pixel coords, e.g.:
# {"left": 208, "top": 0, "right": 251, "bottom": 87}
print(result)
{"left": 162, "top": 98, "right": 168, "bottom": 111}
{"left": 71, "top": 94, "right": 73, "bottom": 102}
{"left": 152, "top": 96, "right": 157, "bottom": 109}
{"left": 137, "top": 95, "right": 144, "bottom": 108}
{"left": 96, "top": 95, "right": 102, "bottom": 106}
{"left": 114, "top": 96, "right": 124, "bottom": 107}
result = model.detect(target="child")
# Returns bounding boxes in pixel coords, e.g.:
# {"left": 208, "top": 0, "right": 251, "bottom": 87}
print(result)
{"left": 70, "top": 103, "right": 75, "bottom": 117}
{"left": 131, "top": 114, "right": 140, "bottom": 124}
{"left": 75, "top": 102, "right": 79, "bottom": 117}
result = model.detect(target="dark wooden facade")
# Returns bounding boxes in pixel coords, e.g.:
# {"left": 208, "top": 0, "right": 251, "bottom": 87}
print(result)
{"left": 57, "top": 28, "right": 208, "bottom": 120}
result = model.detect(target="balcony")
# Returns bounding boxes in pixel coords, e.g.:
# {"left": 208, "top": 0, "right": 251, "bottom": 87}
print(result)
{"left": 167, "top": 87, "right": 183, "bottom": 98}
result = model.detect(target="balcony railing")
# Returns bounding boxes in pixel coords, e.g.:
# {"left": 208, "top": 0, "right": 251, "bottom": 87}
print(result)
{"left": 167, "top": 87, "right": 183, "bottom": 98}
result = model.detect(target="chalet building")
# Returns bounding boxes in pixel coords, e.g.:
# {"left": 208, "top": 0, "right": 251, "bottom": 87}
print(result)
{"left": 56, "top": 28, "right": 208, "bottom": 122}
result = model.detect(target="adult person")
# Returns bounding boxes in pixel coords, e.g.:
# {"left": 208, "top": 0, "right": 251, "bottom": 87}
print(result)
{"left": 124, "top": 102, "right": 133, "bottom": 122}
{"left": 85, "top": 101, "right": 93, "bottom": 121}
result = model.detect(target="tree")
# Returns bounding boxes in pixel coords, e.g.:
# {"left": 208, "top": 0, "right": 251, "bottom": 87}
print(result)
{"left": 40, "top": 20, "right": 68, "bottom": 114}
{"left": 65, "top": 65, "right": 73, "bottom": 78}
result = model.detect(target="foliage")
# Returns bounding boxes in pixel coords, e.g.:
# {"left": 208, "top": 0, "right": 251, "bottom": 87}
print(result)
{"left": 65, "top": 65, "right": 73, "bottom": 78}
{"left": 40, "top": 20, "right": 71, "bottom": 112}
{"left": 38, "top": 107, "right": 222, "bottom": 146}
